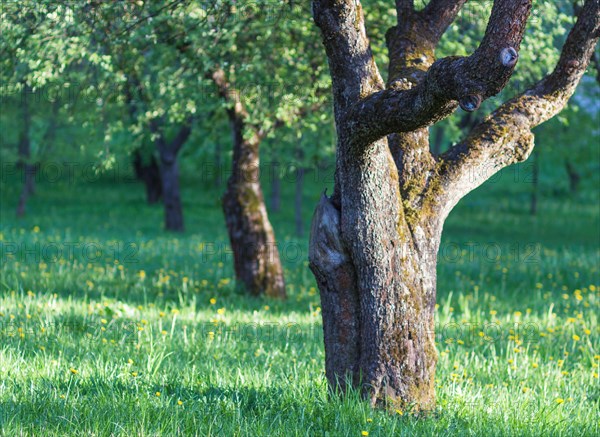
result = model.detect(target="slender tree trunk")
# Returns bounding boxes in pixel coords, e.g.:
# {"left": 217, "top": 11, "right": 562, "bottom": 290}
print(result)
{"left": 16, "top": 87, "right": 33, "bottom": 217}
{"left": 214, "top": 142, "right": 223, "bottom": 188}
{"left": 270, "top": 161, "right": 281, "bottom": 213}
{"left": 158, "top": 150, "right": 184, "bottom": 232}
{"left": 530, "top": 150, "right": 539, "bottom": 215}
{"left": 222, "top": 118, "right": 286, "bottom": 298}
{"left": 295, "top": 167, "right": 305, "bottom": 237}
{"left": 564, "top": 159, "right": 580, "bottom": 193}
{"left": 133, "top": 150, "right": 162, "bottom": 204}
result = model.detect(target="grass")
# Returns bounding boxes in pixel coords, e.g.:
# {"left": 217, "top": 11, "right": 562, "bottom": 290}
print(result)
{"left": 0, "top": 155, "right": 599, "bottom": 436}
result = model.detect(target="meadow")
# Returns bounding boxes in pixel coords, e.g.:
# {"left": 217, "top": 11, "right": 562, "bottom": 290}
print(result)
{"left": 0, "top": 155, "right": 598, "bottom": 436}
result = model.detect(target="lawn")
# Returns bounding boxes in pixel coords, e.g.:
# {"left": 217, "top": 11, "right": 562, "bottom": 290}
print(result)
{"left": 0, "top": 156, "right": 598, "bottom": 436}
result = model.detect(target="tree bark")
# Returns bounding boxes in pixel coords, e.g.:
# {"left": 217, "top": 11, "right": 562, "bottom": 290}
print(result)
{"left": 212, "top": 69, "right": 287, "bottom": 298}
{"left": 222, "top": 120, "right": 286, "bottom": 298}
{"left": 158, "top": 150, "right": 184, "bottom": 231}
{"left": 133, "top": 150, "right": 162, "bottom": 204}
{"left": 311, "top": 0, "right": 597, "bottom": 411}
{"left": 295, "top": 167, "right": 305, "bottom": 237}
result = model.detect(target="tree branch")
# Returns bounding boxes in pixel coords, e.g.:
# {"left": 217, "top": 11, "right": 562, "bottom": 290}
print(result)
{"left": 344, "top": 0, "right": 532, "bottom": 148}
{"left": 421, "top": 0, "right": 468, "bottom": 41}
{"left": 435, "top": 0, "right": 600, "bottom": 221}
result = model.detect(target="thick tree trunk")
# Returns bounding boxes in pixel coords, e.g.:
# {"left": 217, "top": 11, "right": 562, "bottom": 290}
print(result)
{"left": 310, "top": 135, "right": 439, "bottom": 411}
{"left": 133, "top": 150, "right": 162, "bottom": 204}
{"left": 158, "top": 151, "right": 184, "bottom": 232}
{"left": 564, "top": 159, "right": 581, "bottom": 193}
{"left": 295, "top": 167, "right": 305, "bottom": 237}
{"left": 270, "top": 161, "right": 281, "bottom": 213}
{"left": 222, "top": 120, "right": 286, "bottom": 298}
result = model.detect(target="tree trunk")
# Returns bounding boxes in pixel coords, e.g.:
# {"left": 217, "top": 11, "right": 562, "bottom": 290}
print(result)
{"left": 158, "top": 151, "right": 184, "bottom": 232}
{"left": 16, "top": 86, "right": 33, "bottom": 217}
{"left": 133, "top": 150, "right": 162, "bottom": 204}
{"left": 564, "top": 159, "right": 580, "bottom": 193}
{"left": 222, "top": 118, "right": 286, "bottom": 298}
{"left": 214, "top": 142, "right": 223, "bottom": 188}
{"left": 270, "top": 161, "right": 281, "bottom": 213}
{"left": 530, "top": 150, "right": 539, "bottom": 215}
{"left": 295, "top": 167, "right": 305, "bottom": 237}
{"left": 310, "top": 135, "right": 439, "bottom": 411}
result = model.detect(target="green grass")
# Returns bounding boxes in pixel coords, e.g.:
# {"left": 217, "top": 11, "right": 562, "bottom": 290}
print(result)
{"left": 0, "top": 158, "right": 599, "bottom": 436}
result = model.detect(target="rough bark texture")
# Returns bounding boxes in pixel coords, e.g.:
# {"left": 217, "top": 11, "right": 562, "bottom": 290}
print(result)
{"left": 213, "top": 69, "right": 286, "bottom": 298}
{"left": 133, "top": 150, "right": 162, "bottom": 204}
{"left": 310, "top": 0, "right": 599, "bottom": 411}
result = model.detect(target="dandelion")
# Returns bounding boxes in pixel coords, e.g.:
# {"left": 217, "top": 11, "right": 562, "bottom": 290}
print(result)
{"left": 177, "top": 400, "right": 183, "bottom": 406}
{"left": 209, "top": 298, "right": 217, "bottom": 305}
{"left": 532, "top": 363, "right": 539, "bottom": 369}
{"left": 131, "top": 372, "right": 138, "bottom": 377}
{"left": 584, "top": 329, "right": 591, "bottom": 335}
{"left": 366, "top": 418, "right": 372, "bottom": 423}
{"left": 395, "top": 409, "right": 403, "bottom": 416}
{"left": 33, "top": 226, "right": 40, "bottom": 233}
{"left": 217, "top": 308, "right": 225, "bottom": 315}
{"left": 128, "top": 358, "right": 134, "bottom": 364}
{"left": 161, "top": 330, "right": 167, "bottom": 335}
{"left": 490, "top": 310, "right": 497, "bottom": 316}
{"left": 572, "top": 334, "right": 580, "bottom": 341}
{"left": 70, "top": 368, "right": 78, "bottom": 375}
{"left": 361, "top": 432, "right": 369, "bottom": 436}
{"left": 159, "top": 311, "right": 165, "bottom": 317}
{"left": 555, "top": 398, "right": 564, "bottom": 404}
{"left": 101, "top": 318, "right": 107, "bottom": 324}
{"left": 522, "top": 387, "right": 529, "bottom": 393}
{"left": 514, "top": 311, "right": 522, "bottom": 317}
{"left": 139, "top": 270, "right": 146, "bottom": 279}
{"left": 156, "top": 391, "right": 161, "bottom": 397}
{"left": 264, "top": 305, "right": 270, "bottom": 311}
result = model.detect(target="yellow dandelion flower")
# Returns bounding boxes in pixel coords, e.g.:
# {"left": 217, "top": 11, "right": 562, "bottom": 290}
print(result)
{"left": 69, "top": 368, "right": 78, "bottom": 375}
{"left": 209, "top": 298, "right": 217, "bottom": 305}
{"left": 33, "top": 226, "right": 40, "bottom": 233}
{"left": 532, "top": 363, "right": 539, "bottom": 369}
{"left": 177, "top": 400, "right": 183, "bottom": 406}
{"left": 131, "top": 372, "right": 138, "bottom": 377}
{"left": 366, "top": 418, "right": 372, "bottom": 423}
{"left": 139, "top": 270, "right": 146, "bottom": 279}
{"left": 555, "top": 398, "right": 564, "bottom": 404}
{"left": 155, "top": 392, "right": 161, "bottom": 397}
{"left": 161, "top": 330, "right": 167, "bottom": 335}
{"left": 361, "top": 432, "right": 369, "bottom": 436}
{"left": 572, "top": 334, "right": 580, "bottom": 341}
{"left": 395, "top": 409, "right": 403, "bottom": 415}
{"left": 217, "top": 308, "right": 225, "bottom": 315}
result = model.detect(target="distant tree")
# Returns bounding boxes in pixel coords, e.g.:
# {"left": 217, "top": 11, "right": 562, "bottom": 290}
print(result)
{"left": 309, "top": 0, "right": 599, "bottom": 410}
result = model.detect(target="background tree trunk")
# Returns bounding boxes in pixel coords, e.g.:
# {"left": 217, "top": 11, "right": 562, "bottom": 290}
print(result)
{"left": 16, "top": 87, "right": 33, "bottom": 217}
{"left": 530, "top": 150, "right": 539, "bottom": 215}
{"left": 295, "top": 167, "right": 305, "bottom": 237}
{"left": 133, "top": 150, "right": 162, "bottom": 204}
{"left": 564, "top": 159, "right": 581, "bottom": 193}
{"left": 270, "top": 161, "right": 281, "bottom": 213}
{"left": 222, "top": 118, "right": 286, "bottom": 298}
{"left": 158, "top": 150, "right": 184, "bottom": 232}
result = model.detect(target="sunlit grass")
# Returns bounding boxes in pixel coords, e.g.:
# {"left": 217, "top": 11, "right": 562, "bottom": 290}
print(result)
{"left": 1, "top": 160, "right": 599, "bottom": 436}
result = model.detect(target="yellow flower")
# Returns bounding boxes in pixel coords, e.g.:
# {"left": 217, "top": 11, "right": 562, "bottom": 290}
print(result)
{"left": 395, "top": 409, "right": 403, "bottom": 416}
{"left": 33, "top": 226, "right": 40, "bottom": 233}
{"left": 131, "top": 372, "right": 138, "bottom": 377}
{"left": 532, "top": 363, "right": 539, "bottom": 369}
{"left": 584, "top": 329, "right": 591, "bottom": 335}
{"left": 161, "top": 330, "right": 167, "bottom": 335}
{"left": 217, "top": 308, "right": 225, "bottom": 315}
{"left": 264, "top": 305, "right": 270, "bottom": 311}
{"left": 155, "top": 392, "right": 161, "bottom": 397}
{"left": 177, "top": 400, "right": 183, "bottom": 406}
{"left": 361, "top": 432, "right": 369, "bottom": 436}
{"left": 159, "top": 311, "right": 165, "bottom": 317}
{"left": 514, "top": 311, "right": 522, "bottom": 317}
{"left": 522, "top": 387, "right": 529, "bottom": 393}
{"left": 555, "top": 398, "right": 564, "bottom": 404}
{"left": 70, "top": 368, "right": 78, "bottom": 375}
{"left": 209, "top": 298, "right": 217, "bottom": 305}
{"left": 128, "top": 358, "right": 134, "bottom": 364}
{"left": 138, "top": 270, "right": 146, "bottom": 279}
{"left": 572, "top": 334, "right": 580, "bottom": 341}
{"left": 366, "top": 418, "right": 372, "bottom": 423}
{"left": 489, "top": 310, "right": 497, "bottom": 316}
